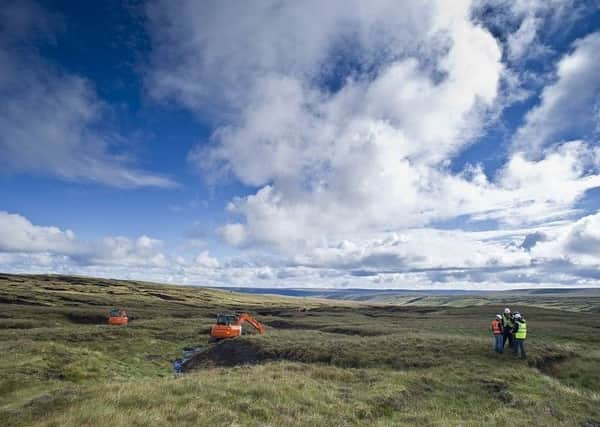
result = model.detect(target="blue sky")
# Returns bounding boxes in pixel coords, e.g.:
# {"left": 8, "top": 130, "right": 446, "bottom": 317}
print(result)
{"left": 1, "top": 0, "right": 599, "bottom": 289}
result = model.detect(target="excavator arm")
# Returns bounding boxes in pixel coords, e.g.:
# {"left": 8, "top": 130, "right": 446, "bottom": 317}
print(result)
{"left": 210, "top": 312, "right": 264, "bottom": 340}
{"left": 236, "top": 313, "right": 265, "bottom": 334}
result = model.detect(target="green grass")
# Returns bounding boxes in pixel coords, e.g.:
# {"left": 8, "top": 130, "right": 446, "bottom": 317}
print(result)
{"left": 1, "top": 274, "right": 599, "bottom": 426}
{"left": 352, "top": 294, "right": 600, "bottom": 313}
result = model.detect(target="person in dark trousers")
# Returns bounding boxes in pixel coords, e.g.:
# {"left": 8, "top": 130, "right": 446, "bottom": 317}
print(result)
{"left": 513, "top": 312, "right": 527, "bottom": 359}
{"left": 491, "top": 314, "right": 503, "bottom": 353}
{"left": 501, "top": 307, "right": 514, "bottom": 350}
{"left": 172, "top": 358, "right": 184, "bottom": 378}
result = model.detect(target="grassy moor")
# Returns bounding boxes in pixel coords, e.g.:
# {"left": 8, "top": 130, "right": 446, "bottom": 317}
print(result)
{"left": 1, "top": 274, "right": 599, "bottom": 426}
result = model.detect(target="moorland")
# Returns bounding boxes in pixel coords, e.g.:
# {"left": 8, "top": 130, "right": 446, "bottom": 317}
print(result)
{"left": 1, "top": 273, "right": 599, "bottom": 426}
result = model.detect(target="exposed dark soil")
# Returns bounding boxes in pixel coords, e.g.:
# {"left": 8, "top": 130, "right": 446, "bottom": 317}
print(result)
{"left": 529, "top": 352, "right": 571, "bottom": 377}
{"left": 255, "top": 309, "right": 287, "bottom": 316}
{"left": 405, "top": 297, "right": 426, "bottom": 304}
{"left": 263, "top": 320, "right": 388, "bottom": 336}
{"left": 0, "top": 296, "right": 46, "bottom": 306}
{"left": 185, "top": 339, "right": 334, "bottom": 370}
{"left": 357, "top": 306, "right": 442, "bottom": 318}
{"left": 480, "top": 379, "right": 513, "bottom": 404}
{"left": 65, "top": 313, "right": 107, "bottom": 324}
{"left": 169, "top": 311, "right": 207, "bottom": 319}
{"left": 319, "top": 326, "right": 388, "bottom": 336}
{"left": 185, "top": 340, "right": 269, "bottom": 368}
{"left": 263, "top": 319, "right": 316, "bottom": 330}
{"left": 146, "top": 292, "right": 187, "bottom": 302}
{"left": 255, "top": 309, "right": 300, "bottom": 317}
{"left": 55, "top": 295, "right": 105, "bottom": 306}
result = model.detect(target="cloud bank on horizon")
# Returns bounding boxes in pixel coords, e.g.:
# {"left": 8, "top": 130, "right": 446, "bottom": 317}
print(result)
{"left": 1, "top": 0, "right": 599, "bottom": 289}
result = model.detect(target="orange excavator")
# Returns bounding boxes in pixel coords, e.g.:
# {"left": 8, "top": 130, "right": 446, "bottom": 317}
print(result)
{"left": 210, "top": 312, "right": 265, "bottom": 340}
{"left": 108, "top": 308, "right": 128, "bottom": 325}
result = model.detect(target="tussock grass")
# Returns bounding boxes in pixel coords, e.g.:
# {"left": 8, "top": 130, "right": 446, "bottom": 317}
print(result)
{"left": 6, "top": 361, "right": 600, "bottom": 426}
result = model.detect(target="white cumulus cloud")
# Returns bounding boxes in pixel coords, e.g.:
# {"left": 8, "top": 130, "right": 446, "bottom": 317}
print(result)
{"left": 0, "top": 211, "right": 78, "bottom": 254}
{"left": 144, "top": 0, "right": 600, "bottom": 291}
{"left": 3, "top": 1, "right": 598, "bottom": 290}
{"left": 512, "top": 32, "right": 600, "bottom": 155}
{"left": 0, "top": 211, "right": 171, "bottom": 269}
{"left": 195, "top": 251, "right": 219, "bottom": 268}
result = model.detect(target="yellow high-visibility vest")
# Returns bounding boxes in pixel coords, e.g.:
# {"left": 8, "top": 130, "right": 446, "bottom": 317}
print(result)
{"left": 515, "top": 321, "right": 527, "bottom": 339}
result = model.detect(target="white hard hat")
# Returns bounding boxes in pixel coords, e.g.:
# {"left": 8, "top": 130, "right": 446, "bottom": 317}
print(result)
{"left": 496, "top": 314, "right": 502, "bottom": 320}
{"left": 514, "top": 313, "right": 522, "bottom": 320}
{"left": 504, "top": 307, "right": 511, "bottom": 314}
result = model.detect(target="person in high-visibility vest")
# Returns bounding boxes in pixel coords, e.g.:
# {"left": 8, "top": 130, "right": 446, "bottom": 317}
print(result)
{"left": 501, "top": 307, "right": 515, "bottom": 350}
{"left": 512, "top": 312, "right": 527, "bottom": 358}
{"left": 491, "top": 314, "right": 503, "bottom": 353}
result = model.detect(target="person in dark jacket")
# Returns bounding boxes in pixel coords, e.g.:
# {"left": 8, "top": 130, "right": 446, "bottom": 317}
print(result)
{"left": 512, "top": 312, "right": 527, "bottom": 359}
{"left": 491, "top": 314, "right": 503, "bottom": 353}
{"left": 501, "top": 307, "right": 514, "bottom": 350}
{"left": 173, "top": 358, "right": 184, "bottom": 378}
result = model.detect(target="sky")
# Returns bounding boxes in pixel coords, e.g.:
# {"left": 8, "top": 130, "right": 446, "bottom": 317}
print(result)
{"left": 1, "top": 0, "right": 599, "bottom": 289}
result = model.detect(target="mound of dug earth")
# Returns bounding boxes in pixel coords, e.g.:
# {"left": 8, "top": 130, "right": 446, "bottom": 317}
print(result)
{"left": 65, "top": 313, "right": 107, "bottom": 324}
{"left": 184, "top": 338, "right": 333, "bottom": 370}
{"left": 185, "top": 340, "right": 272, "bottom": 369}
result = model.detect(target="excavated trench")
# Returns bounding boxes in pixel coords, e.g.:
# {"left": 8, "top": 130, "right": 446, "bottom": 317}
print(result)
{"left": 184, "top": 339, "right": 334, "bottom": 370}
{"left": 183, "top": 337, "right": 433, "bottom": 371}
{"left": 145, "top": 292, "right": 187, "bottom": 302}
{"left": 65, "top": 313, "right": 107, "bottom": 324}
{"left": 263, "top": 319, "right": 314, "bottom": 330}
{"left": 263, "top": 319, "right": 390, "bottom": 336}
{"left": 319, "top": 326, "right": 389, "bottom": 336}
{"left": 183, "top": 337, "right": 577, "bottom": 375}
{"left": 184, "top": 340, "right": 274, "bottom": 369}
{"left": 529, "top": 352, "right": 571, "bottom": 377}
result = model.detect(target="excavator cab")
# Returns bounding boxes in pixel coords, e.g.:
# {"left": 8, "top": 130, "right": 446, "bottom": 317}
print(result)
{"left": 216, "top": 314, "right": 237, "bottom": 326}
{"left": 108, "top": 308, "right": 128, "bottom": 325}
{"left": 210, "top": 312, "right": 264, "bottom": 340}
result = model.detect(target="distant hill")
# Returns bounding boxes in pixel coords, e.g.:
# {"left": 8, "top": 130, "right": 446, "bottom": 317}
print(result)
{"left": 219, "top": 286, "right": 600, "bottom": 299}
{"left": 218, "top": 286, "right": 600, "bottom": 313}
{"left": 1, "top": 272, "right": 599, "bottom": 313}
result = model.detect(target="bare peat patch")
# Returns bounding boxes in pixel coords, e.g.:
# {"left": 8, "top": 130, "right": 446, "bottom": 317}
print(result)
{"left": 65, "top": 313, "right": 107, "bottom": 324}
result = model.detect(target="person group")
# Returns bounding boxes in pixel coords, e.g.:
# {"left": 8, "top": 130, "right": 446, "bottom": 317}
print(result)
{"left": 490, "top": 307, "right": 527, "bottom": 358}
